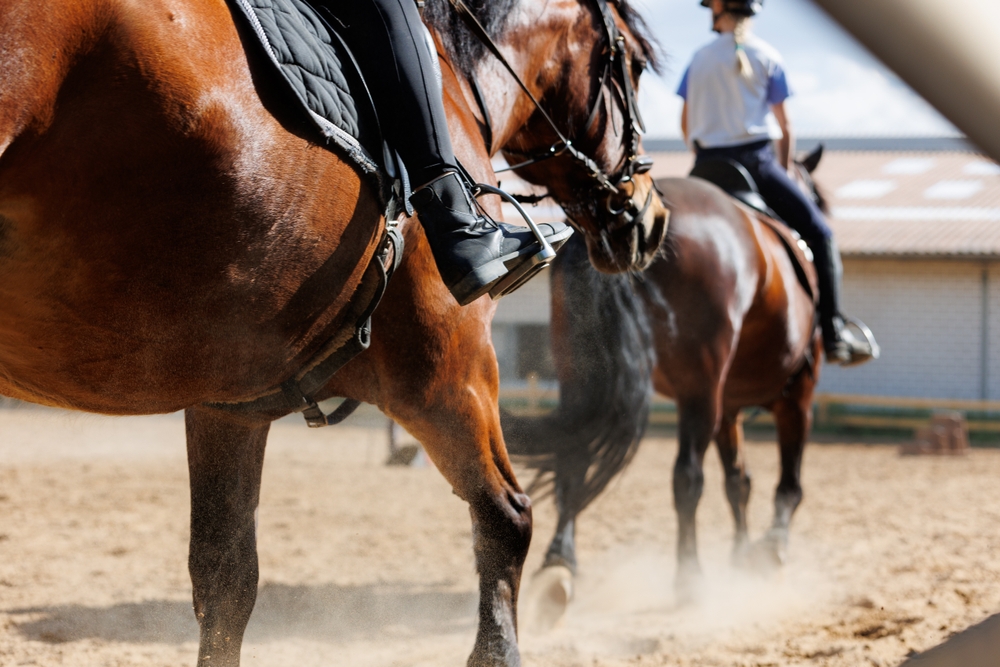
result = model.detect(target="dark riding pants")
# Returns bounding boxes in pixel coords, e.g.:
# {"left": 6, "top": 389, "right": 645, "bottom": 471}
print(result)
{"left": 325, "top": 0, "right": 456, "bottom": 186}
{"left": 695, "top": 140, "right": 832, "bottom": 242}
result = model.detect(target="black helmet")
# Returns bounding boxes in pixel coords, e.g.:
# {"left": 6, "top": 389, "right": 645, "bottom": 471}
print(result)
{"left": 700, "top": 0, "right": 763, "bottom": 16}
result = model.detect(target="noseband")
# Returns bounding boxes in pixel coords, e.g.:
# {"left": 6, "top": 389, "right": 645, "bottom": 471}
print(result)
{"left": 447, "top": 0, "right": 652, "bottom": 220}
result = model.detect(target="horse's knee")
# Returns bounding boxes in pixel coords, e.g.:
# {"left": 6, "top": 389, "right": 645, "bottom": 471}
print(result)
{"left": 470, "top": 487, "right": 532, "bottom": 568}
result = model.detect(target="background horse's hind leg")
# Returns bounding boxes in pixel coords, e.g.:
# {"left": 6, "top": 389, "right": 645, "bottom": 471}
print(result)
{"left": 185, "top": 407, "right": 270, "bottom": 667}
{"left": 715, "top": 411, "right": 752, "bottom": 559}
{"left": 522, "top": 459, "right": 585, "bottom": 632}
{"left": 766, "top": 353, "right": 819, "bottom": 565}
{"left": 673, "top": 392, "right": 721, "bottom": 595}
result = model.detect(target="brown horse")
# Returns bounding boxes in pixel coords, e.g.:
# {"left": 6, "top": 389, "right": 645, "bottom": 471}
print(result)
{"left": 505, "top": 153, "right": 826, "bottom": 626}
{"left": 0, "top": 0, "right": 665, "bottom": 665}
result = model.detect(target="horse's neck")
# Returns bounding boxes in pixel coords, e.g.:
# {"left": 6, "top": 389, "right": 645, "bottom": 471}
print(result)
{"left": 468, "top": 7, "right": 569, "bottom": 155}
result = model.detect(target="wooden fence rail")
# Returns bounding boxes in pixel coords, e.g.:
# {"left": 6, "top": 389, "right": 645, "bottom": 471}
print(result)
{"left": 499, "top": 378, "right": 1000, "bottom": 434}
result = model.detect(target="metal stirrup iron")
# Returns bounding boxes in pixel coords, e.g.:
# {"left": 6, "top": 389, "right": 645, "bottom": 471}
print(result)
{"left": 472, "top": 183, "right": 558, "bottom": 299}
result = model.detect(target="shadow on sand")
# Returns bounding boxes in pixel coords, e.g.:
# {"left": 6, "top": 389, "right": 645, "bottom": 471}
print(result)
{"left": 901, "top": 612, "right": 1000, "bottom": 666}
{"left": 7, "top": 581, "right": 477, "bottom": 645}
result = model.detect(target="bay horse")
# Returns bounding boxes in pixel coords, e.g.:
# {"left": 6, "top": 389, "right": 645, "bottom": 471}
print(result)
{"left": 0, "top": 0, "right": 665, "bottom": 665}
{"left": 505, "top": 150, "right": 827, "bottom": 626}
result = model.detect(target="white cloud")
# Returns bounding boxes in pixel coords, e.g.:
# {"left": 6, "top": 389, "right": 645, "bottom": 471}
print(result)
{"left": 635, "top": 0, "right": 960, "bottom": 139}
{"left": 784, "top": 55, "right": 958, "bottom": 136}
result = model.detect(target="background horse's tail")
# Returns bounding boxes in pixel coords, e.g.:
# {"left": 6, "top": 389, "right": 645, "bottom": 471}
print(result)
{"left": 503, "top": 234, "right": 655, "bottom": 515}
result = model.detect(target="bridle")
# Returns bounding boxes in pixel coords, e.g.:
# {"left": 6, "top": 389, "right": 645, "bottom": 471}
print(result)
{"left": 447, "top": 0, "right": 654, "bottom": 223}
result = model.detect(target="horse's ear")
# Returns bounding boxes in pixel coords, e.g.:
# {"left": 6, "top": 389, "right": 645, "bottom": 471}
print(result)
{"left": 801, "top": 143, "right": 824, "bottom": 173}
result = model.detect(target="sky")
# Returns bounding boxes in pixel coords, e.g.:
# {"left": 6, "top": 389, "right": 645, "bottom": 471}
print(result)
{"left": 634, "top": 0, "right": 961, "bottom": 139}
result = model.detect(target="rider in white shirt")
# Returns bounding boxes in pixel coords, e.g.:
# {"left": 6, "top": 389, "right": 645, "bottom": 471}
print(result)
{"left": 679, "top": 0, "right": 877, "bottom": 365}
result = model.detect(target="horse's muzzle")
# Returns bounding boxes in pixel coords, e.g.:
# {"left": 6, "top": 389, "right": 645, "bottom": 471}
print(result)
{"left": 586, "top": 175, "right": 669, "bottom": 274}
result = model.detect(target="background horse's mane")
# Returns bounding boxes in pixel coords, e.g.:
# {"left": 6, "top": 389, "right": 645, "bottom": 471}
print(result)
{"left": 423, "top": 0, "right": 662, "bottom": 77}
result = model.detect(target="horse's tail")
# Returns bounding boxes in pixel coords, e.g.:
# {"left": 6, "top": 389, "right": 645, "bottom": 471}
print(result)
{"left": 502, "top": 234, "right": 654, "bottom": 515}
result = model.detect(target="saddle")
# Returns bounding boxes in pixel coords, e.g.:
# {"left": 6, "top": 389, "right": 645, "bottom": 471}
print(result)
{"left": 218, "top": 0, "right": 557, "bottom": 424}
{"left": 690, "top": 159, "right": 818, "bottom": 305}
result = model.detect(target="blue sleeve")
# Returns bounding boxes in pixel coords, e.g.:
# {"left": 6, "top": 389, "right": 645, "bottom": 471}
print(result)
{"left": 676, "top": 67, "right": 690, "bottom": 100}
{"left": 767, "top": 64, "right": 790, "bottom": 105}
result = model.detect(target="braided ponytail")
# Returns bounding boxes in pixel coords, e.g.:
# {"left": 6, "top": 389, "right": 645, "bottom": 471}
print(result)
{"left": 733, "top": 16, "right": 753, "bottom": 78}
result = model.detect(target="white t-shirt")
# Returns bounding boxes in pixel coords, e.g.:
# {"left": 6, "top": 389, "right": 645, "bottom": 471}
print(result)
{"left": 678, "top": 32, "right": 791, "bottom": 149}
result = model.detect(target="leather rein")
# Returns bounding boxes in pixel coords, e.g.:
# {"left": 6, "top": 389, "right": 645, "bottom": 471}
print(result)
{"left": 446, "top": 0, "right": 653, "bottom": 218}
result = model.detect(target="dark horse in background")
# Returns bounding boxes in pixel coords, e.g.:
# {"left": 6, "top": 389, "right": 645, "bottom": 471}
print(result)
{"left": 0, "top": 0, "right": 664, "bottom": 664}
{"left": 505, "top": 149, "right": 828, "bottom": 627}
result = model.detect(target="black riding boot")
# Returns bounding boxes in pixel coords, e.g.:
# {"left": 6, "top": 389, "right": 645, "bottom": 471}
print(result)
{"left": 411, "top": 172, "right": 572, "bottom": 305}
{"left": 329, "top": 0, "right": 571, "bottom": 306}
{"left": 811, "top": 236, "right": 878, "bottom": 365}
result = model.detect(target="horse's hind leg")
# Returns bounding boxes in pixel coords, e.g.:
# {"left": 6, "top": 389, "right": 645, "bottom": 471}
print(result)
{"left": 185, "top": 407, "right": 270, "bottom": 667}
{"left": 715, "top": 411, "right": 752, "bottom": 559}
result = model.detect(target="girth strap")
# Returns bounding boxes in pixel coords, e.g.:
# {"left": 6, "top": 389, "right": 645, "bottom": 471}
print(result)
{"left": 207, "top": 224, "right": 405, "bottom": 422}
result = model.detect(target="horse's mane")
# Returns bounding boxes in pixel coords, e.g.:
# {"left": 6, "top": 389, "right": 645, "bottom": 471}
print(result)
{"left": 422, "top": 0, "right": 519, "bottom": 76}
{"left": 422, "top": 0, "right": 662, "bottom": 76}
{"left": 615, "top": 0, "right": 663, "bottom": 74}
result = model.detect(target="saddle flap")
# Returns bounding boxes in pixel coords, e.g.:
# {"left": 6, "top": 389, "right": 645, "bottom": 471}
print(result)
{"left": 229, "top": 0, "right": 383, "bottom": 177}
{"left": 757, "top": 217, "right": 819, "bottom": 305}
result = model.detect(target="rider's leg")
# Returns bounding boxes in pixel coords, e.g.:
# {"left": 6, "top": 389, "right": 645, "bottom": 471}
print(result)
{"left": 328, "top": 0, "right": 570, "bottom": 305}
{"left": 742, "top": 144, "right": 871, "bottom": 363}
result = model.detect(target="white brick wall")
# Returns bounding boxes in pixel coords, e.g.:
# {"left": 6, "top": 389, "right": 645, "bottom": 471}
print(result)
{"left": 492, "top": 269, "right": 551, "bottom": 324}
{"left": 820, "top": 259, "right": 993, "bottom": 399}
{"left": 494, "top": 257, "right": 1000, "bottom": 400}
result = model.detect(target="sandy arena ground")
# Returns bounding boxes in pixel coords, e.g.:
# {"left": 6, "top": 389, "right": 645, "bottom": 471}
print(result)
{"left": 1, "top": 405, "right": 999, "bottom": 666}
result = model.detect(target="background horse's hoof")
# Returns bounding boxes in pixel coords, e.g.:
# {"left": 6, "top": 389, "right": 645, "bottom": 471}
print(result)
{"left": 523, "top": 565, "right": 574, "bottom": 632}
{"left": 385, "top": 444, "right": 420, "bottom": 466}
{"left": 674, "top": 562, "right": 705, "bottom": 606}
{"left": 741, "top": 529, "right": 789, "bottom": 574}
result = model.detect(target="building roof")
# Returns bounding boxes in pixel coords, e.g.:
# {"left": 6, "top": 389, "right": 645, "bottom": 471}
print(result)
{"left": 647, "top": 144, "right": 1000, "bottom": 259}
{"left": 496, "top": 138, "right": 1000, "bottom": 259}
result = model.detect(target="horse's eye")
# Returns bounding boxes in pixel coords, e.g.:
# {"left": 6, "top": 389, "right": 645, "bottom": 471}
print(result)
{"left": 633, "top": 57, "right": 647, "bottom": 75}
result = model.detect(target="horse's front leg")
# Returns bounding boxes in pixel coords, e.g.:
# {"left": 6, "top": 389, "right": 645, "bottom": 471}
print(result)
{"left": 392, "top": 393, "right": 530, "bottom": 667}
{"left": 185, "top": 407, "right": 270, "bottom": 667}
{"left": 328, "top": 230, "right": 530, "bottom": 666}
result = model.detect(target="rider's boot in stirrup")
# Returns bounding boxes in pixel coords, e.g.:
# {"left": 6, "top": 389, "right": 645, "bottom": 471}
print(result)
{"left": 812, "top": 236, "right": 879, "bottom": 366}
{"left": 411, "top": 171, "right": 572, "bottom": 306}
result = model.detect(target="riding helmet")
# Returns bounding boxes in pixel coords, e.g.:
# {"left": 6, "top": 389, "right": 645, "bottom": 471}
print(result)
{"left": 700, "top": 0, "right": 763, "bottom": 16}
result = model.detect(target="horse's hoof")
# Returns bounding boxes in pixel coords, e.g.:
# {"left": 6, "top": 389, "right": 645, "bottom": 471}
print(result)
{"left": 523, "top": 565, "right": 573, "bottom": 632}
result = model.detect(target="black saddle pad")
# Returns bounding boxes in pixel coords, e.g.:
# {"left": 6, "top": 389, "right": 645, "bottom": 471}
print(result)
{"left": 229, "top": 0, "right": 384, "bottom": 181}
